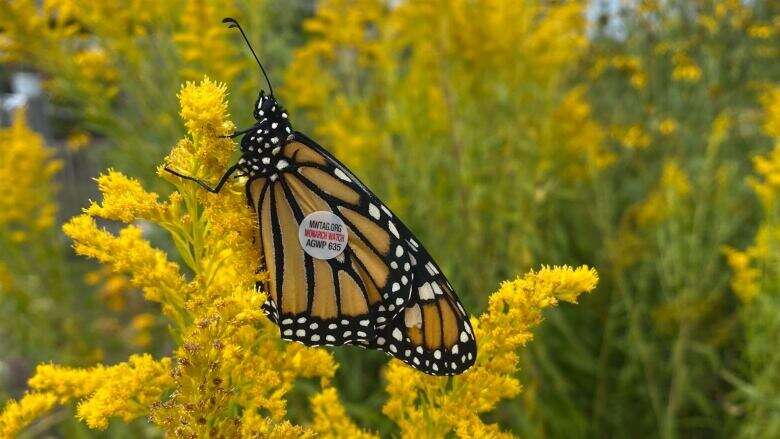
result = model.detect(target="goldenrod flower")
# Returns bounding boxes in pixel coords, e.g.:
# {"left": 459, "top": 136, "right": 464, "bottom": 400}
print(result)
{"left": 27, "top": 355, "right": 173, "bottom": 430}
{"left": 659, "top": 118, "right": 678, "bottom": 136}
{"left": 383, "top": 265, "right": 598, "bottom": 437}
{"left": 672, "top": 53, "right": 702, "bottom": 83}
{"left": 85, "top": 170, "right": 166, "bottom": 223}
{"left": 615, "top": 124, "right": 652, "bottom": 150}
{"left": 310, "top": 388, "right": 378, "bottom": 439}
{"left": 635, "top": 161, "right": 692, "bottom": 228}
{"left": 0, "top": 108, "right": 62, "bottom": 239}
{"left": 723, "top": 247, "right": 760, "bottom": 302}
{"left": 726, "top": 86, "right": 780, "bottom": 303}
{"left": 62, "top": 215, "right": 187, "bottom": 310}
{"left": 0, "top": 393, "right": 58, "bottom": 437}
{"left": 174, "top": 0, "right": 245, "bottom": 82}
{"left": 66, "top": 130, "right": 92, "bottom": 151}
{"left": 85, "top": 268, "right": 133, "bottom": 311}
{"left": 748, "top": 24, "right": 774, "bottom": 39}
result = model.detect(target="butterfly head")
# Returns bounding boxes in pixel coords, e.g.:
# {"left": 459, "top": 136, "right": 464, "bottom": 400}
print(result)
{"left": 237, "top": 91, "right": 294, "bottom": 166}
{"left": 254, "top": 90, "right": 292, "bottom": 135}
{"left": 249, "top": 90, "right": 293, "bottom": 142}
{"left": 253, "top": 90, "right": 286, "bottom": 121}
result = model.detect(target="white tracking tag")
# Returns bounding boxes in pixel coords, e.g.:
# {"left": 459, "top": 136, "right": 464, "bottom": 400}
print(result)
{"left": 298, "top": 211, "right": 348, "bottom": 260}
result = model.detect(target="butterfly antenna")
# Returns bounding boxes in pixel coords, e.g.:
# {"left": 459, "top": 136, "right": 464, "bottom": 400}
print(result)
{"left": 222, "top": 17, "right": 274, "bottom": 96}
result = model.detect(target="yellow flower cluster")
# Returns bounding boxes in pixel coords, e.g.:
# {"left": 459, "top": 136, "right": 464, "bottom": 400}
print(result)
{"left": 383, "top": 266, "right": 598, "bottom": 438}
{"left": 553, "top": 87, "right": 612, "bottom": 172}
{"left": 610, "top": 55, "right": 647, "bottom": 90}
{"left": 29, "top": 354, "right": 173, "bottom": 429}
{"left": 285, "top": 0, "right": 602, "bottom": 180}
{"left": 0, "top": 77, "right": 350, "bottom": 437}
{"left": 85, "top": 170, "right": 166, "bottom": 223}
{"left": 635, "top": 161, "right": 692, "bottom": 228}
{"left": 84, "top": 268, "right": 134, "bottom": 311}
{"left": 613, "top": 124, "right": 652, "bottom": 150}
{"left": 63, "top": 216, "right": 188, "bottom": 312}
{"left": 725, "top": 86, "right": 780, "bottom": 302}
{"left": 659, "top": 118, "right": 678, "bottom": 136}
{"left": 0, "top": 0, "right": 257, "bottom": 159}
{"left": 671, "top": 53, "right": 703, "bottom": 83}
{"left": 0, "top": 393, "right": 57, "bottom": 437}
{"left": 0, "top": 108, "right": 62, "bottom": 242}
{"left": 310, "top": 388, "right": 377, "bottom": 439}
{"left": 174, "top": 0, "right": 244, "bottom": 82}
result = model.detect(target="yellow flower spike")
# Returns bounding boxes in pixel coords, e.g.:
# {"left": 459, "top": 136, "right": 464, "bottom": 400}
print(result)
{"left": 176, "top": 77, "right": 236, "bottom": 175}
{"left": 0, "top": 393, "right": 58, "bottom": 437}
{"left": 174, "top": 0, "right": 245, "bottom": 82}
{"left": 11, "top": 77, "right": 349, "bottom": 435}
{"left": 239, "top": 411, "right": 316, "bottom": 439}
{"left": 310, "top": 387, "right": 378, "bottom": 439}
{"left": 383, "top": 265, "right": 598, "bottom": 438}
{"left": 74, "top": 355, "right": 172, "bottom": 430}
{"left": 66, "top": 130, "right": 92, "bottom": 151}
{"left": 85, "top": 169, "right": 165, "bottom": 223}
{"left": 633, "top": 161, "right": 692, "bottom": 228}
{"left": 0, "top": 108, "right": 61, "bottom": 235}
{"left": 62, "top": 215, "right": 187, "bottom": 311}
{"left": 659, "top": 118, "right": 678, "bottom": 135}
{"left": 671, "top": 53, "right": 702, "bottom": 83}
{"left": 29, "top": 362, "right": 113, "bottom": 404}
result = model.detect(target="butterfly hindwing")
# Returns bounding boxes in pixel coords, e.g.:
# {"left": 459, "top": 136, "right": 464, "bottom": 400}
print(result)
{"left": 366, "top": 234, "right": 477, "bottom": 375}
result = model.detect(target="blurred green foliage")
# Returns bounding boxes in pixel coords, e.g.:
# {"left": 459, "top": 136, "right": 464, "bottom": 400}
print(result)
{"left": 0, "top": 0, "right": 779, "bottom": 437}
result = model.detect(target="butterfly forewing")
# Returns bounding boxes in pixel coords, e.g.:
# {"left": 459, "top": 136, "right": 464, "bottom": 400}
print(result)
{"left": 365, "top": 236, "right": 477, "bottom": 375}
{"left": 249, "top": 139, "right": 415, "bottom": 345}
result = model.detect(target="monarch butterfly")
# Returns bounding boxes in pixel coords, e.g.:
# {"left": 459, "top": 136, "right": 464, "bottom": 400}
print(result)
{"left": 165, "top": 18, "right": 476, "bottom": 375}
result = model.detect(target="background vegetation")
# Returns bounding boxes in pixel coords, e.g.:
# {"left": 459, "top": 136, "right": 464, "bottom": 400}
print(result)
{"left": 0, "top": 0, "right": 778, "bottom": 437}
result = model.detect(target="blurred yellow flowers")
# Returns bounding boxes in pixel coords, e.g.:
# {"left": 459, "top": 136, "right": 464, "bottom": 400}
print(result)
{"left": 0, "top": 108, "right": 62, "bottom": 241}
{"left": 725, "top": 86, "right": 780, "bottom": 303}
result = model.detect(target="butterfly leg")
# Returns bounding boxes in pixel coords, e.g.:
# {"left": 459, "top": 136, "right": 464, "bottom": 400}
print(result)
{"left": 218, "top": 126, "right": 256, "bottom": 139}
{"left": 164, "top": 164, "right": 238, "bottom": 193}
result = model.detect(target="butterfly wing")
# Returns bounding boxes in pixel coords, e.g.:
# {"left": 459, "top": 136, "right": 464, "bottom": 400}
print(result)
{"left": 287, "top": 133, "right": 476, "bottom": 375}
{"left": 247, "top": 136, "right": 415, "bottom": 346}
{"left": 366, "top": 246, "right": 477, "bottom": 375}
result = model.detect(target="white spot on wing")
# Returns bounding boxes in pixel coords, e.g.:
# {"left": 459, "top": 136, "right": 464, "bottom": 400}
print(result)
{"left": 419, "top": 282, "right": 435, "bottom": 300}
{"left": 368, "top": 203, "right": 380, "bottom": 220}
{"left": 334, "top": 168, "right": 351, "bottom": 182}
{"left": 404, "top": 304, "right": 422, "bottom": 328}
{"left": 388, "top": 221, "right": 399, "bottom": 238}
